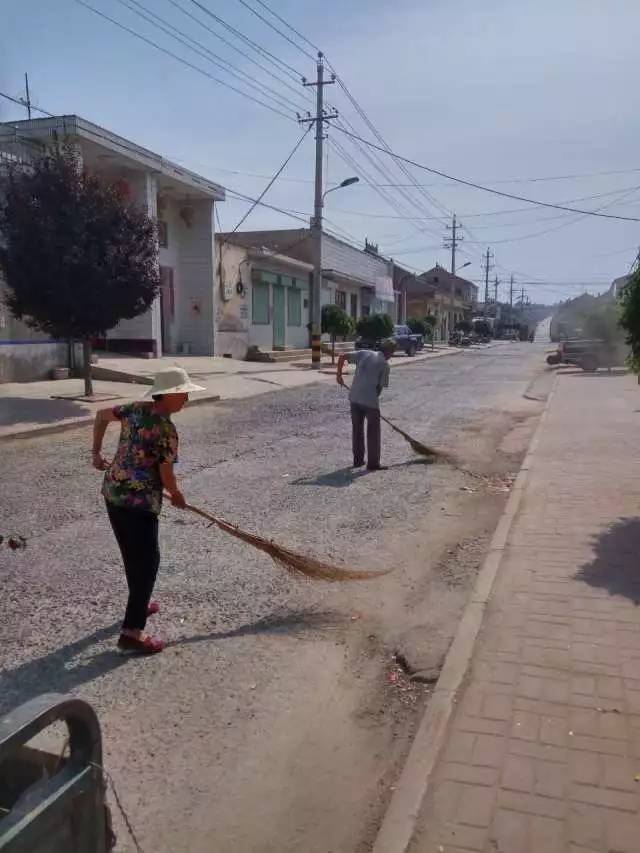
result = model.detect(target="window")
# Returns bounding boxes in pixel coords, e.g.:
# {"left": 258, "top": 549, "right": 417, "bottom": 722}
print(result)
{"left": 157, "top": 220, "right": 168, "bottom": 248}
{"left": 252, "top": 282, "right": 270, "bottom": 325}
{"left": 362, "top": 305, "right": 371, "bottom": 317}
{"left": 335, "top": 290, "right": 347, "bottom": 310}
{"left": 288, "top": 287, "right": 302, "bottom": 326}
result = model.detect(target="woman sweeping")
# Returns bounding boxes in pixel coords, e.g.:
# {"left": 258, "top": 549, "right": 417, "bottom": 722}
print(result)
{"left": 92, "top": 367, "right": 204, "bottom": 655}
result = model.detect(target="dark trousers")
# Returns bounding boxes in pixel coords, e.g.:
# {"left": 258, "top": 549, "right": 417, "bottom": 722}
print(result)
{"left": 106, "top": 502, "right": 160, "bottom": 631}
{"left": 351, "top": 402, "right": 381, "bottom": 468}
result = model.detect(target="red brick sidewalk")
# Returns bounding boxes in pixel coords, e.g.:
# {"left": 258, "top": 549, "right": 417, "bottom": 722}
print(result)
{"left": 408, "top": 371, "right": 640, "bottom": 853}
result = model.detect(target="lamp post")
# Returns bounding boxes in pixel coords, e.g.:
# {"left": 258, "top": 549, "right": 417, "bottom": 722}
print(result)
{"left": 310, "top": 176, "right": 359, "bottom": 366}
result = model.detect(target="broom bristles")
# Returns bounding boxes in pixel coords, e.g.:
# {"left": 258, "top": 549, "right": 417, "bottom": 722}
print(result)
{"left": 181, "top": 500, "right": 390, "bottom": 581}
{"left": 379, "top": 414, "right": 454, "bottom": 462}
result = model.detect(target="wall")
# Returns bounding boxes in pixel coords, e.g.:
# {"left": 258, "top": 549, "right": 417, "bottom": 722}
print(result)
{"left": 216, "top": 242, "right": 251, "bottom": 359}
{"left": 0, "top": 277, "right": 69, "bottom": 381}
{"left": 157, "top": 195, "right": 181, "bottom": 353}
{"left": 106, "top": 171, "right": 157, "bottom": 351}
{"left": 176, "top": 198, "right": 215, "bottom": 355}
{"left": 215, "top": 240, "right": 310, "bottom": 356}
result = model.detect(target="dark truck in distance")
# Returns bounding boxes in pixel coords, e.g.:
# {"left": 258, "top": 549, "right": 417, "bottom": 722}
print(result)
{"left": 355, "top": 324, "right": 423, "bottom": 356}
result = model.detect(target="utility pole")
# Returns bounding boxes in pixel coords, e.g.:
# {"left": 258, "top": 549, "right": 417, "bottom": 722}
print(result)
{"left": 444, "top": 213, "right": 463, "bottom": 338}
{"left": 494, "top": 275, "right": 499, "bottom": 306}
{"left": 24, "top": 73, "right": 32, "bottom": 120}
{"left": 509, "top": 274, "right": 514, "bottom": 323}
{"left": 300, "top": 53, "right": 337, "bottom": 368}
{"left": 482, "top": 247, "right": 493, "bottom": 320}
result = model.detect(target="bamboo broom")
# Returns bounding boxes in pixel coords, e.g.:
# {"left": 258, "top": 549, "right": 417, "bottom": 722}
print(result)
{"left": 341, "top": 381, "right": 452, "bottom": 462}
{"left": 172, "top": 496, "right": 391, "bottom": 582}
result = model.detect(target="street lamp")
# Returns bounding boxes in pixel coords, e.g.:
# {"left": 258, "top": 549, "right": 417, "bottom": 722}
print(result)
{"left": 322, "top": 176, "right": 359, "bottom": 203}
{"left": 310, "top": 176, "right": 359, "bottom": 367}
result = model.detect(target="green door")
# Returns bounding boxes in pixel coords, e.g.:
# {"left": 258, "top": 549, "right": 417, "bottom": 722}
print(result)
{"left": 273, "top": 284, "right": 286, "bottom": 349}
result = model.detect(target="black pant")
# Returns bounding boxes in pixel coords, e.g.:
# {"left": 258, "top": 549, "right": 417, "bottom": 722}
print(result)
{"left": 351, "top": 402, "right": 381, "bottom": 469}
{"left": 106, "top": 502, "right": 160, "bottom": 632}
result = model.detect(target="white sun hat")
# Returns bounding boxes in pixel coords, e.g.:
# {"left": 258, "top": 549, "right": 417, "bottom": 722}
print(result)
{"left": 145, "top": 367, "right": 205, "bottom": 397}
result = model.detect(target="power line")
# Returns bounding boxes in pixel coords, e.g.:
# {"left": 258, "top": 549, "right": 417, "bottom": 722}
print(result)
{"left": 73, "top": 0, "right": 298, "bottom": 122}
{"left": 329, "top": 124, "right": 640, "bottom": 222}
{"left": 249, "top": 0, "right": 321, "bottom": 54}
{"left": 0, "top": 90, "right": 54, "bottom": 117}
{"left": 232, "top": 0, "right": 315, "bottom": 61}
{"left": 113, "top": 0, "right": 309, "bottom": 114}
{"left": 165, "top": 0, "right": 306, "bottom": 100}
{"left": 221, "top": 125, "right": 311, "bottom": 239}
{"left": 186, "top": 0, "right": 304, "bottom": 81}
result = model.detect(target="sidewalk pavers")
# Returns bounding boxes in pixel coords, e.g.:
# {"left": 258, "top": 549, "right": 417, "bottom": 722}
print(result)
{"left": 407, "top": 370, "right": 640, "bottom": 853}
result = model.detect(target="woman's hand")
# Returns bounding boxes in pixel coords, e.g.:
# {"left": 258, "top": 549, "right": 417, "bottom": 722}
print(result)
{"left": 92, "top": 451, "right": 109, "bottom": 471}
{"left": 170, "top": 490, "right": 187, "bottom": 510}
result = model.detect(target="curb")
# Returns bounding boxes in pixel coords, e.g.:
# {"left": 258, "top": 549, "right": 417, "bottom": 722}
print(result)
{"left": 371, "top": 373, "right": 559, "bottom": 853}
{"left": 0, "top": 394, "right": 222, "bottom": 443}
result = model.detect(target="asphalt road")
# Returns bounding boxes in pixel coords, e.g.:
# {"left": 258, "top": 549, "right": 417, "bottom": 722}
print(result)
{"left": 0, "top": 342, "right": 547, "bottom": 852}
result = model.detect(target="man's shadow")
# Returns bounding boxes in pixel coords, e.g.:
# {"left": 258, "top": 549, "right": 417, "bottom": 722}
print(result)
{"left": 575, "top": 517, "right": 640, "bottom": 604}
{"left": 290, "top": 466, "right": 368, "bottom": 488}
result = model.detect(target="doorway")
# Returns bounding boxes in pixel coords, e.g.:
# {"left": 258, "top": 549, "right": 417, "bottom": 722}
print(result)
{"left": 273, "top": 284, "right": 285, "bottom": 349}
{"left": 350, "top": 293, "right": 358, "bottom": 320}
{"left": 159, "top": 266, "right": 174, "bottom": 354}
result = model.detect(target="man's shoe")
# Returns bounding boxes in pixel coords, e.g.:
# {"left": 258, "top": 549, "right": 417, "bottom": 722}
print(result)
{"left": 353, "top": 460, "right": 365, "bottom": 468}
{"left": 366, "top": 464, "right": 388, "bottom": 471}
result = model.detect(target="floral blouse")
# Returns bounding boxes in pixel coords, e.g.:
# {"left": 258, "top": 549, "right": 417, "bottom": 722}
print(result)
{"left": 102, "top": 403, "right": 178, "bottom": 514}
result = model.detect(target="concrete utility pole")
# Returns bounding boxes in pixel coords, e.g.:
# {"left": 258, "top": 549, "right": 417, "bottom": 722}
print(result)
{"left": 300, "top": 53, "right": 337, "bottom": 368}
{"left": 509, "top": 274, "right": 514, "bottom": 322}
{"left": 494, "top": 275, "right": 499, "bottom": 308}
{"left": 482, "top": 247, "right": 493, "bottom": 320}
{"left": 24, "top": 73, "right": 31, "bottom": 120}
{"left": 444, "top": 214, "right": 462, "bottom": 338}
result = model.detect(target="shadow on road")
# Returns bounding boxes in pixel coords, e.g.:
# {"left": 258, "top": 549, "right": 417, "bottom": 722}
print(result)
{"left": 0, "top": 396, "right": 89, "bottom": 427}
{"left": 575, "top": 518, "right": 640, "bottom": 604}
{"left": 290, "top": 466, "right": 368, "bottom": 487}
{"left": 172, "top": 608, "right": 347, "bottom": 647}
{"left": 0, "top": 621, "right": 127, "bottom": 715}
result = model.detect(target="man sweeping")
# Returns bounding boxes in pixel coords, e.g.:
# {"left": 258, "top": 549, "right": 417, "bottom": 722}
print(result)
{"left": 92, "top": 367, "right": 204, "bottom": 655}
{"left": 337, "top": 340, "right": 395, "bottom": 471}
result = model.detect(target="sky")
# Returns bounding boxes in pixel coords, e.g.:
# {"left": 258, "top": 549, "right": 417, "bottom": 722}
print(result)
{"left": 2, "top": 0, "right": 639, "bottom": 306}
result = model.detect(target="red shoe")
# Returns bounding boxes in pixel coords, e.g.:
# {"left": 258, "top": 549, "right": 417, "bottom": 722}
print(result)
{"left": 117, "top": 634, "right": 164, "bottom": 655}
{"left": 147, "top": 600, "right": 160, "bottom": 617}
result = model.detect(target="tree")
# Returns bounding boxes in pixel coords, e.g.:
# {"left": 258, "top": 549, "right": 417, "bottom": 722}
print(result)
{"left": 322, "top": 303, "right": 354, "bottom": 364}
{"left": 0, "top": 146, "right": 159, "bottom": 396}
{"left": 473, "top": 319, "right": 492, "bottom": 338}
{"left": 356, "top": 312, "right": 394, "bottom": 343}
{"left": 407, "top": 316, "right": 427, "bottom": 335}
{"left": 423, "top": 314, "right": 438, "bottom": 350}
{"left": 455, "top": 319, "right": 472, "bottom": 333}
{"left": 618, "top": 270, "right": 640, "bottom": 371}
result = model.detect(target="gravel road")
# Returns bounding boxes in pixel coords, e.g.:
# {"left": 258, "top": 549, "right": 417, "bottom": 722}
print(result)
{"left": 0, "top": 343, "right": 549, "bottom": 852}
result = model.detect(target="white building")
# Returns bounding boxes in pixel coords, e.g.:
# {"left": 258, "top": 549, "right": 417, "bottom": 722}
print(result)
{"left": 0, "top": 115, "right": 225, "bottom": 380}
{"left": 216, "top": 228, "right": 395, "bottom": 359}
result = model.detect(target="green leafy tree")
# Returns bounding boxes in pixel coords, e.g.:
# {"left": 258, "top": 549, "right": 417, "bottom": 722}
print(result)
{"left": 618, "top": 270, "right": 640, "bottom": 371}
{"left": 0, "top": 146, "right": 159, "bottom": 396}
{"left": 423, "top": 313, "right": 438, "bottom": 349}
{"left": 356, "top": 312, "right": 394, "bottom": 343}
{"left": 407, "top": 316, "right": 427, "bottom": 335}
{"left": 322, "top": 303, "right": 354, "bottom": 364}
{"left": 455, "top": 319, "right": 472, "bottom": 333}
{"left": 473, "top": 319, "right": 492, "bottom": 338}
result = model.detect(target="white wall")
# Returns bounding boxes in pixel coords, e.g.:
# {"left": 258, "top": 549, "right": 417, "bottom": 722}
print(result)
{"left": 215, "top": 240, "right": 310, "bottom": 356}
{"left": 176, "top": 198, "right": 215, "bottom": 355}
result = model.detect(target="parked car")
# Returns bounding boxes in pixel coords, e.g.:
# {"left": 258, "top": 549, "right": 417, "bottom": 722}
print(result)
{"left": 355, "top": 324, "right": 423, "bottom": 356}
